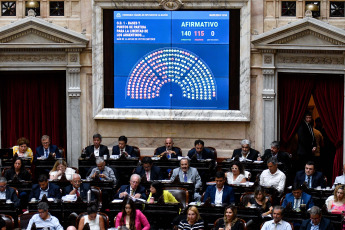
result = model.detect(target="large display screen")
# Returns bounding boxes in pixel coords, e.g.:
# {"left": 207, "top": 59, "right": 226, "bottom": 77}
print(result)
{"left": 114, "top": 11, "right": 230, "bottom": 110}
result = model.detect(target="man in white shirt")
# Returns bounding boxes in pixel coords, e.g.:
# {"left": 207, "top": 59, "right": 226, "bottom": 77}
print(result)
{"left": 260, "top": 157, "right": 286, "bottom": 193}
{"left": 27, "top": 202, "right": 63, "bottom": 230}
{"left": 261, "top": 206, "right": 292, "bottom": 230}
{"left": 333, "top": 164, "right": 345, "bottom": 188}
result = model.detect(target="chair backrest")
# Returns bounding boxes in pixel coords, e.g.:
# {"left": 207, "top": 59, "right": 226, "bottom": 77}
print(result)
{"left": 58, "top": 147, "right": 66, "bottom": 159}
{"left": 9, "top": 186, "right": 18, "bottom": 197}
{"left": 165, "top": 187, "right": 189, "bottom": 209}
{"left": 206, "top": 146, "right": 217, "bottom": 160}
{"left": 91, "top": 186, "right": 102, "bottom": 209}
{"left": 132, "top": 146, "right": 140, "bottom": 158}
{"left": 18, "top": 212, "right": 37, "bottom": 229}
{"left": 154, "top": 146, "right": 183, "bottom": 156}
{"left": 76, "top": 212, "right": 109, "bottom": 229}
{"left": 240, "top": 192, "right": 273, "bottom": 207}
{"left": 0, "top": 214, "right": 14, "bottom": 229}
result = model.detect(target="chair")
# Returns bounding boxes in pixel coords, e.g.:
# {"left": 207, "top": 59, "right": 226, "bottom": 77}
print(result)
{"left": 91, "top": 186, "right": 102, "bottom": 209}
{"left": 9, "top": 186, "right": 19, "bottom": 197}
{"left": 240, "top": 192, "right": 273, "bottom": 207}
{"left": 0, "top": 214, "right": 14, "bottom": 229}
{"left": 76, "top": 212, "right": 109, "bottom": 229}
{"left": 165, "top": 187, "right": 189, "bottom": 209}
{"left": 260, "top": 220, "right": 294, "bottom": 229}
{"left": 58, "top": 147, "right": 66, "bottom": 159}
{"left": 132, "top": 146, "right": 140, "bottom": 158}
{"left": 214, "top": 217, "right": 247, "bottom": 230}
{"left": 18, "top": 212, "right": 37, "bottom": 229}
{"left": 206, "top": 146, "right": 217, "bottom": 160}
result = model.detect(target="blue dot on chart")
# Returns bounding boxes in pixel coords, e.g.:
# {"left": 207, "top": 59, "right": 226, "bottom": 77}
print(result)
{"left": 126, "top": 47, "right": 217, "bottom": 100}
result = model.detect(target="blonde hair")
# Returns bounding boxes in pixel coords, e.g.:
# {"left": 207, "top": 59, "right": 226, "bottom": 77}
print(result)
{"left": 187, "top": 206, "right": 201, "bottom": 222}
{"left": 50, "top": 159, "right": 67, "bottom": 173}
{"left": 334, "top": 185, "right": 345, "bottom": 203}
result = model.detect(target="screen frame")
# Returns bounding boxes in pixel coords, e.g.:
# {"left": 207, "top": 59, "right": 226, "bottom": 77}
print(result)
{"left": 93, "top": 0, "right": 250, "bottom": 121}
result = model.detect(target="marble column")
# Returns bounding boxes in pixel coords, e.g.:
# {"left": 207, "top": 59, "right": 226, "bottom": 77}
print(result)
{"left": 262, "top": 52, "right": 276, "bottom": 151}
{"left": 66, "top": 52, "right": 82, "bottom": 167}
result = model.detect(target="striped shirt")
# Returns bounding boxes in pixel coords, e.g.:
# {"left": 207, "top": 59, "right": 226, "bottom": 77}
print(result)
{"left": 178, "top": 219, "right": 204, "bottom": 230}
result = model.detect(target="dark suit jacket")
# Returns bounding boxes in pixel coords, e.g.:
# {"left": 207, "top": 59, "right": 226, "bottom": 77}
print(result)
{"left": 29, "top": 183, "right": 62, "bottom": 200}
{"left": 155, "top": 146, "right": 181, "bottom": 158}
{"left": 187, "top": 148, "right": 214, "bottom": 160}
{"left": 114, "top": 184, "right": 147, "bottom": 200}
{"left": 84, "top": 144, "right": 109, "bottom": 157}
{"left": 203, "top": 184, "right": 235, "bottom": 204}
{"left": 64, "top": 183, "right": 93, "bottom": 200}
{"left": 5, "top": 186, "right": 20, "bottom": 208}
{"left": 297, "top": 121, "right": 316, "bottom": 156}
{"left": 112, "top": 145, "right": 135, "bottom": 157}
{"left": 294, "top": 170, "right": 326, "bottom": 188}
{"left": 300, "top": 217, "right": 334, "bottom": 230}
{"left": 134, "top": 165, "right": 163, "bottom": 180}
{"left": 262, "top": 149, "right": 291, "bottom": 170}
{"left": 34, "top": 145, "right": 61, "bottom": 161}
{"left": 232, "top": 148, "right": 259, "bottom": 161}
{"left": 282, "top": 192, "right": 314, "bottom": 209}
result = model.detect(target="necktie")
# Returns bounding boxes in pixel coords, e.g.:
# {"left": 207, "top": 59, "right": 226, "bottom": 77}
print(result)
{"left": 44, "top": 149, "right": 48, "bottom": 158}
{"left": 184, "top": 173, "right": 187, "bottom": 182}
{"left": 76, "top": 190, "right": 80, "bottom": 197}
{"left": 308, "top": 176, "right": 311, "bottom": 188}
{"left": 131, "top": 189, "right": 135, "bottom": 196}
{"left": 167, "top": 153, "right": 171, "bottom": 159}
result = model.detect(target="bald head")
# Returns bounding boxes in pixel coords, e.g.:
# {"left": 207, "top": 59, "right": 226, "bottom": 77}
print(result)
{"left": 165, "top": 138, "right": 174, "bottom": 150}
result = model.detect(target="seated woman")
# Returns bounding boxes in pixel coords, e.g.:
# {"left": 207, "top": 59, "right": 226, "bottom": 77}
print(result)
{"left": 178, "top": 206, "right": 204, "bottom": 230}
{"left": 49, "top": 160, "right": 75, "bottom": 181}
{"left": 327, "top": 185, "right": 345, "bottom": 214}
{"left": 4, "top": 158, "right": 31, "bottom": 181}
{"left": 115, "top": 198, "right": 150, "bottom": 230}
{"left": 226, "top": 161, "right": 246, "bottom": 184}
{"left": 147, "top": 181, "right": 178, "bottom": 203}
{"left": 246, "top": 186, "right": 272, "bottom": 217}
{"left": 12, "top": 137, "right": 33, "bottom": 162}
{"left": 214, "top": 206, "right": 244, "bottom": 230}
{"left": 78, "top": 204, "right": 105, "bottom": 230}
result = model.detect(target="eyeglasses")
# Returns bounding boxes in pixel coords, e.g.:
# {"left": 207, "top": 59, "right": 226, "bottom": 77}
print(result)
{"left": 73, "top": 180, "right": 82, "bottom": 184}
{"left": 38, "top": 211, "right": 47, "bottom": 214}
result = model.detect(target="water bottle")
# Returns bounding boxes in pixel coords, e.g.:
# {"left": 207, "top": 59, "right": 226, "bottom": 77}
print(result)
{"left": 87, "top": 189, "right": 91, "bottom": 203}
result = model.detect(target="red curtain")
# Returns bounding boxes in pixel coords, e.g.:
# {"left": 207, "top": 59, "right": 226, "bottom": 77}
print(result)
{"left": 279, "top": 74, "right": 315, "bottom": 145}
{"left": 313, "top": 76, "right": 344, "bottom": 183}
{"left": 0, "top": 71, "right": 66, "bottom": 155}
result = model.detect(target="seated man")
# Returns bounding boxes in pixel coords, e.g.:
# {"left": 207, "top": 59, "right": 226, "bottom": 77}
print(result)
{"left": 65, "top": 174, "right": 94, "bottom": 200}
{"left": 259, "top": 157, "right": 286, "bottom": 193}
{"left": 155, "top": 138, "right": 182, "bottom": 158}
{"left": 115, "top": 174, "right": 147, "bottom": 200}
{"left": 170, "top": 158, "right": 202, "bottom": 201}
{"left": 27, "top": 202, "right": 63, "bottom": 230}
{"left": 112, "top": 135, "right": 136, "bottom": 157}
{"left": 258, "top": 141, "right": 291, "bottom": 171}
{"left": 203, "top": 171, "right": 235, "bottom": 205}
{"left": 333, "top": 164, "right": 345, "bottom": 188}
{"left": 261, "top": 206, "right": 292, "bottom": 230}
{"left": 300, "top": 206, "right": 334, "bottom": 230}
{"left": 282, "top": 184, "right": 314, "bottom": 211}
{"left": 29, "top": 174, "right": 61, "bottom": 200}
{"left": 134, "top": 156, "right": 163, "bottom": 181}
{"left": 294, "top": 161, "right": 326, "bottom": 189}
{"left": 34, "top": 135, "right": 61, "bottom": 161}
{"left": 0, "top": 177, "right": 20, "bottom": 208}
{"left": 187, "top": 139, "right": 214, "bottom": 160}
{"left": 84, "top": 133, "right": 109, "bottom": 158}
{"left": 87, "top": 157, "right": 117, "bottom": 184}
{"left": 232, "top": 139, "right": 260, "bottom": 161}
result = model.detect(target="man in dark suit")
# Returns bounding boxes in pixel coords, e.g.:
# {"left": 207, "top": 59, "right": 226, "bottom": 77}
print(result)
{"left": 232, "top": 139, "right": 259, "bottom": 161}
{"left": 294, "top": 161, "right": 325, "bottom": 188}
{"left": 259, "top": 141, "right": 291, "bottom": 171}
{"left": 300, "top": 206, "right": 334, "bottom": 230}
{"left": 64, "top": 173, "right": 94, "bottom": 200}
{"left": 282, "top": 184, "right": 314, "bottom": 211}
{"left": 297, "top": 111, "right": 316, "bottom": 170}
{"left": 187, "top": 139, "right": 214, "bottom": 160}
{"left": 112, "top": 135, "right": 135, "bottom": 157}
{"left": 34, "top": 135, "right": 61, "bottom": 161}
{"left": 203, "top": 171, "right": 235, "bottom": 205}
{"left": 134, "top": 156, "right": 163, "bottom": 181}
{"left": 0, "top": 177, "right": 20, "bottom": 208}
{"left": 29, "top": 174, "right": 61, "bottom": 200}
{"left": 84, "top": 133, "right": 109, "bottom": 158}
{"left": 155, "top": 138, "right": 182, "bottom": 158}
{"left": 115, "top": 174, "right": 147, "bottom": 200}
